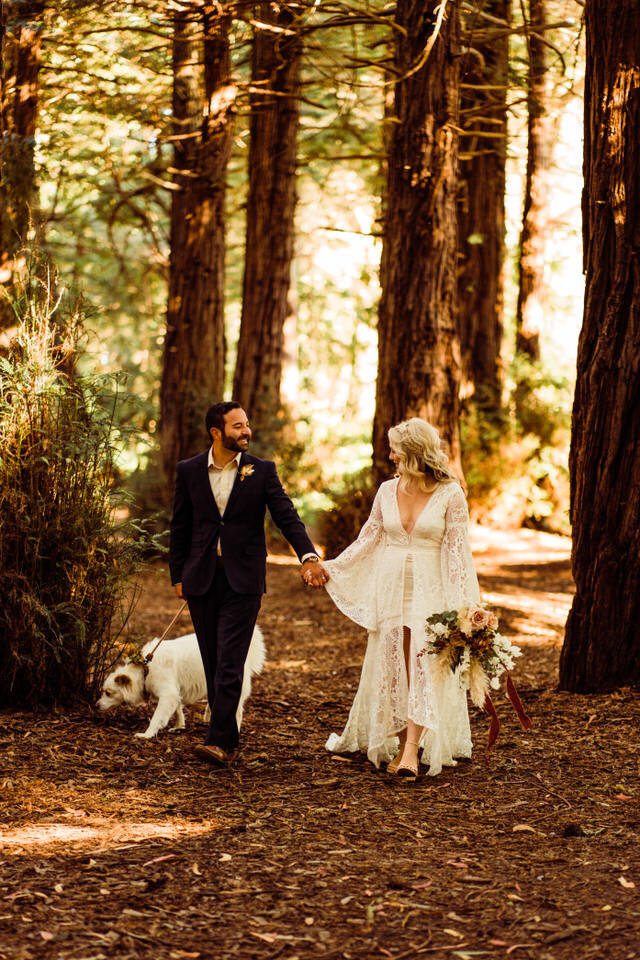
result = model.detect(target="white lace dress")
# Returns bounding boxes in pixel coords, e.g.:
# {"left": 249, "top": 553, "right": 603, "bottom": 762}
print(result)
{"left": 324, "top": 478, "right": 481, "bottom": 776}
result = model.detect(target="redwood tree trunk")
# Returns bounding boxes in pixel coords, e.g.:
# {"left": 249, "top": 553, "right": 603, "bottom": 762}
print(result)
{"left": 458, "top": 0, "right": 509, "bottom": 418}
{"left": 160, "top": 1, "right": 235, "bottom": 476}
{"left": 372, "top": 0, "right": 462, "bottom": 481}
{"left": 515, "top": 0, "right": 550, "bottom": 363}
{"left": 559, "top": 1, "right": 640, "bottom": 691}
{"left": 232, "top": 3, "right": 301, "bottom": 449}
{"left": 0, "top": 0, "right": 45, "bottom": 328}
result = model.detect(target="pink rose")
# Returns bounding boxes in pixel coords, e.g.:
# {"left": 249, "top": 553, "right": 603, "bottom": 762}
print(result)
{"left": 488, "top": 612, "right": 499, "bottom": 631}
{"left": 469, "top": 607, "right": 489, "bottom": 631}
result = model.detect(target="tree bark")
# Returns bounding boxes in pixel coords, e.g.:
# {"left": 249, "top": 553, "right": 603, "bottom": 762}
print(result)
{"left": 559, "top": 0, "right": 640, "bottom": 691}
{"left": 457, "top": 0, "right": 509, "bottom": 418}
{"left": 372, "top": 0, "right": 462, "bottom": 482}
{"left": 232, "top": 3, "right": 302, "bottom": 450}
{"left": 515, "top": 0, "right": 550, "bottom": 363}
{"left": 0, "top": 0, "right": 45, "bottom": 329}
{"left": 160, "top": 1, "right": 235, "bottom": 477}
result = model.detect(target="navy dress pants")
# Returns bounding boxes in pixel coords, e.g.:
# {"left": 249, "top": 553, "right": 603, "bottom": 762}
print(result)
{"left": 187, "top": 564, "right": 261, "bottom": 751}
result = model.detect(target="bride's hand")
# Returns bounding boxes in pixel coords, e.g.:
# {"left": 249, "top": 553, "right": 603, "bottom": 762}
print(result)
{"left": 301, "top": 561, "right": 329, "bottom": 588}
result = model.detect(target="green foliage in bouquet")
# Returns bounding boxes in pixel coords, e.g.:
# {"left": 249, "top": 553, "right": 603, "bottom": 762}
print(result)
{"left": 0, "top": 258, "right": 162, "bottom": 708}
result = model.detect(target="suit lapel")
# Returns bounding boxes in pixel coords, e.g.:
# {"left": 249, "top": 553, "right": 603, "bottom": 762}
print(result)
{"left": 222, "top": 451, "right": 249, "bottom": 518}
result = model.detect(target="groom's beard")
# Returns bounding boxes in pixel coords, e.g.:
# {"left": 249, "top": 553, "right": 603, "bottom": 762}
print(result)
{"left": 222, "top": 432, "right": 250, "bottom": 454}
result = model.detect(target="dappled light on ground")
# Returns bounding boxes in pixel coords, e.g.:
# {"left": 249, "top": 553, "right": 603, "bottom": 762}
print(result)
{"left": 1, "top": 819, "right": 215, "bottom": 855}
{"left": 2, "top": 529, "right": 639, "bottom": 960}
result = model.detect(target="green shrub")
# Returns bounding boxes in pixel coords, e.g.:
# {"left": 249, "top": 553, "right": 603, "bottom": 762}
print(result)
{"left": 0, "top": 265, "right": 159, "bottom": 708}
{"left": 461, "top": 360, "right": 572, "bottom": 533}
{"left": 318, "top": 468, "right": 376, "bottom": 558}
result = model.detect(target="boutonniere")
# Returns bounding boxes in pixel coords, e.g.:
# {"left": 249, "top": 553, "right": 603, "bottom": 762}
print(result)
{"left": 239, "top": 464, "right": 255, "bottom": 482}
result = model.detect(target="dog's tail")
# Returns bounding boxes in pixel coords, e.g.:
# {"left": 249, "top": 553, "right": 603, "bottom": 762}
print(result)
{"left": 251, "top": 625, "right": 267, "bottom": 676}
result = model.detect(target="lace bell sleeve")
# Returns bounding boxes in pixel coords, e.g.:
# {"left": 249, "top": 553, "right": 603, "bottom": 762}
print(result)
{"left": 323, "top": 487, "right": 385, "bottom": 630}
{"left": 440, "top": 485, "right": 481, "bottom": 610}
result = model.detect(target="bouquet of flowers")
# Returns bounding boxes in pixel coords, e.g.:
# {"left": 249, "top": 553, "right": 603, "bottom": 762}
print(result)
{"left": 421, "top": 604, "right": 521, "bottom": 707}
{"left": 420, "top": 604, "right": 532, "bottom": 758}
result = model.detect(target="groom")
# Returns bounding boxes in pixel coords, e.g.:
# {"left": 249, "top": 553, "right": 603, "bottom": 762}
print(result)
{"left": 169, "top": 400, "right": 325, "bottom": 767}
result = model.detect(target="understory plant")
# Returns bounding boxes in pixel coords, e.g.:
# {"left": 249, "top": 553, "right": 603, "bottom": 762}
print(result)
{"left": 461, "top": 358, "right": 571, "bottom": 533}
{"left": 0, "top": 262, "right": 159, "bottom": 708}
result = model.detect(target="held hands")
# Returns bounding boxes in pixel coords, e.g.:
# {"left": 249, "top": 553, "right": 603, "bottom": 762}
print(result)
{"left": 301, "top": 559, "right": 329, "bottom": 589}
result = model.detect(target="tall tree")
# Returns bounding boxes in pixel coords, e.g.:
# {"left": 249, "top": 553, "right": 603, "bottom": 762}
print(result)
{"left": 0, "top": 0, "right": 45, "bottom": 329}
{"left": 232, "top": 2, "right": 302, "bottom": 448}
{"left": 559, "top": 0, "right": 640, "bottom": 691}
{"left": 457, "top": 0, "right": 509, "bottom": 419}
{"left": 160, "top": 0, "right": 235, "bottom": 477}
{"left": 514, "top": 0, "right": 550, "bottom": 364}
{"left": 372, "top": 0, "right": 462, "bottom": 481}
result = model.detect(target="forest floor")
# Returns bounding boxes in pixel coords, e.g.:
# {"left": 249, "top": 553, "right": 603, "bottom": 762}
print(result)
{"left": 2, "top": 526, "right": 639, "bottom": 960}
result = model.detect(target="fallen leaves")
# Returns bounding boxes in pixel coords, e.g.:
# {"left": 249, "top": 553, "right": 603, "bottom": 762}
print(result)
{"left": 618, "top": 876, "right": 636, "bottom": 889}
{"left": 142, "top": 854, "right": 176, "bottom": 868}
{"left": 249, "top": 931, "right": 279, "bottom": 944}
{"left": 2, "top": 555, "right": 640, "bottom": 960}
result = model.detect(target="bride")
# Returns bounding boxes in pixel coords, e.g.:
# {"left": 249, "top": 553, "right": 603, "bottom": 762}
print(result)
{"left": 320, "top": 417, "right": 481, "bottom": 778}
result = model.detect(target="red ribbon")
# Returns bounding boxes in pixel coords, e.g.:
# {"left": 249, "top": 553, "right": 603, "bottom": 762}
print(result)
{"left": 483, "top": 673, "right": 533, "bottom": 763}
{"left": 506, "top": 672, "right": 533, "bottom": 730}
{"left": 483, "top": 694, "right": 501, "bottom": 762}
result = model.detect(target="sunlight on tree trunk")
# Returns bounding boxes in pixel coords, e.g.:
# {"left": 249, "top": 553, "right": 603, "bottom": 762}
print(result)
{"left": 233, "top": 2, "right": 302, "bottom": 451}
{"left": 560, "top": 1, "right": 640, "bottom": 692}
{"left": 160, "top": 1, "right": 235, "bottom": 477}
{"left": 0, "top": 0, "right": 45, "bottom": 330}
{"left": 373, "top": 0, "right": 462, "bottom": 482}
{"left": 457, "top": 0, "right": 508, "bottom": 421}
{"left": 515, "top": 0, "right": 550, "bottom": 366}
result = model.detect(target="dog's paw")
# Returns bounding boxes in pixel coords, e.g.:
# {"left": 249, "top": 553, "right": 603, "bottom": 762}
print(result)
{"left": 134, "top": 731, "right": 154, "bottom": 739}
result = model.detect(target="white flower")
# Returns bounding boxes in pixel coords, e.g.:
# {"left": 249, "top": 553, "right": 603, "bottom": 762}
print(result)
{"left": 490, "top": 675, "right": 501, "bottom": 690}
{"left": 433, "top": 622, "right": 448, "bottom": 636}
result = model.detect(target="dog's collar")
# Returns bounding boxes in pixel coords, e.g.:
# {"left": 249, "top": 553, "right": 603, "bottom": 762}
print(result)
{"left": 126, "top": 653, "right": 152, "bottom": 699}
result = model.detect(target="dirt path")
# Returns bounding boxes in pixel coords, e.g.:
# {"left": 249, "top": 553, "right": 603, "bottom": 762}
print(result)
{"left": 1, "top": 529, "right": 639, "bottom": 960}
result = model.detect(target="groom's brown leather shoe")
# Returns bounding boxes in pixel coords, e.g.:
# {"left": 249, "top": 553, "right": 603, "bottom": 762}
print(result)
{"left": 194, "top": 744, "right": 233, "bottom": 767}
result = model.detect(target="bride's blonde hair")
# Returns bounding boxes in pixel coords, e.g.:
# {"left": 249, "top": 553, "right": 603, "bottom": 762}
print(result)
{"left": 388, "top": 418, "right": 458, "bottom": 490}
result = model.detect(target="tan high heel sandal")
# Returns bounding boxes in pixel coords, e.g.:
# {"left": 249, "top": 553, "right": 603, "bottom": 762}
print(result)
{"left": 387, "top": 754, "right": 402, "bottom": 774}
{"left": 396, "top": 741, "right": 421, "bottom": 780}
{"left": 387, "top": 735, "right": 408, "bottom": 774}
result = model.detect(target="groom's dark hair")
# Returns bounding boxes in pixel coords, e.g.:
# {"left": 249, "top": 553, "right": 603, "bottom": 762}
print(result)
{"left": 205, "top": 400, "right": 243, "bottom": 442}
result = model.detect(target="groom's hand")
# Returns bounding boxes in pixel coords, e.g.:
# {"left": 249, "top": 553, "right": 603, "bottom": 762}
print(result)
{"left": 174, "top": 582, "right": 184, "bottom": 599}
{"left": 301, "top": 559, "right": 328, "bottom": 588}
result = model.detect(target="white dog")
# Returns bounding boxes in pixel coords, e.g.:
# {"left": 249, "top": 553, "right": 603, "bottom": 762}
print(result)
{"left": 96, "top": 627, "right": 266, "bottom": 739}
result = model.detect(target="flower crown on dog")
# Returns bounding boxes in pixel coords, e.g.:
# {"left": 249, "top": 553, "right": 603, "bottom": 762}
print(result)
{"left": 126, "top": 648, "right": 146, "bottom": 667}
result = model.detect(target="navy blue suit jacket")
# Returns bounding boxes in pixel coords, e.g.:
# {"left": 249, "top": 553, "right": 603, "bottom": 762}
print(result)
{"left": 169, "top": 451, "right": 316, "bottom": 596}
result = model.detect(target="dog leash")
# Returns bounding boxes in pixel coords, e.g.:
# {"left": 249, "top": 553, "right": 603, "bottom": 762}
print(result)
{"left": 143, "top": 600, "right": 189, "bottom": 665}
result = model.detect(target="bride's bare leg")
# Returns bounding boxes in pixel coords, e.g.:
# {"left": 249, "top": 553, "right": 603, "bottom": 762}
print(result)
{"left": 387, "top": 727, "right": 407, "bottom": 772}
{"left": 386, "top": 629, "right": 411, "bottom": 771}
{"left": 397, "top": 627, "right": 425, "bottom": 773}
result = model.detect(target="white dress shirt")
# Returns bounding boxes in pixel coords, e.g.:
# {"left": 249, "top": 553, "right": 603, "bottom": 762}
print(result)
{"left": 207, "top": 447, "right": 241, "bottom": 515}
{"left": 208, "top": 449, "right": 241, "bottom": 556}
{"left": 207, "top": 447, "right": 317, "bottom": 563}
